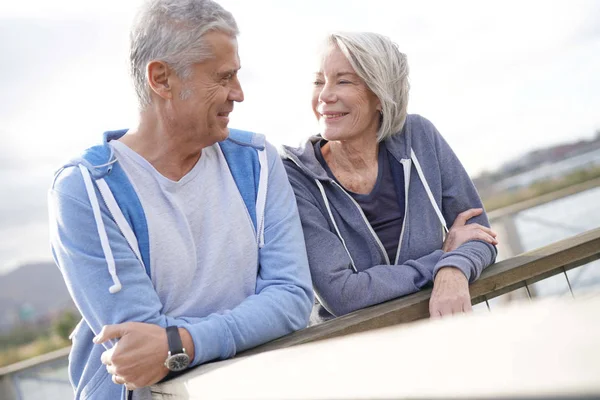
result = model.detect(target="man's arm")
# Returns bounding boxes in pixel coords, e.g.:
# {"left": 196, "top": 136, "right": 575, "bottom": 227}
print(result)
{"left": 50, "top": 144, "right": 312, "bottom": 386}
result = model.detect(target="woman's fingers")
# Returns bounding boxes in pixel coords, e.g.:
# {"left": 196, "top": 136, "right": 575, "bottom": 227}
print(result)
{"left": 452, "top": 208, "right": 483, "bottom": 227}
{"left": 471, "top": 230, "right": 497, "bottom": 245}
{"left": 468, "top": 223, "right": 497, "bottom": 237}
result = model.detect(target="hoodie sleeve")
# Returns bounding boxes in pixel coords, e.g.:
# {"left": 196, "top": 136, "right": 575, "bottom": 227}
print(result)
{"left": 177, "top": 142, "right": 314, "bottom": 365}
{"left": 49, "top": 144, "right": 313, "bottom": 369}
{"left": 417, "top": 116, "right": 497, "bottom": 282}
{"left": 285, "top": 164, "right": 444, "bottom": 317}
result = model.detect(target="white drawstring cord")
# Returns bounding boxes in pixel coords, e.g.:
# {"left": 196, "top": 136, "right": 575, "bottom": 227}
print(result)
{"left": 79, "top": 165, "right": 122, "bottom": 294}
{"left": 315, "top": 179, "right": 358, "bottom": 272}
{"left": 256, "top": 148, "right": 269, "bottom": 248}
{"left": 410, "top": 149, "right": 448, "bottom": 233}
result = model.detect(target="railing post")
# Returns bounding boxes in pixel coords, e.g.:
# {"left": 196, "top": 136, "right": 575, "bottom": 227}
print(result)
{"left": 0, "top": 374, "right": 19, "bottom": 400}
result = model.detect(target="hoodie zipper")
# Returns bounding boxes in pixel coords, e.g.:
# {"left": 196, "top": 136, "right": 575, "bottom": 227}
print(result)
{"left": 394, "top": 159, "right": 412, "bottom": 264}
{"left": 330, "top": 181, "right": 391, "bottom": 265}
{"left": 287, "top": 152, "right": 391, "bottom": 266}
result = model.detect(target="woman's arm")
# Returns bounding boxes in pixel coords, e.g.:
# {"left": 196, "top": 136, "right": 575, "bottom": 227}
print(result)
{"left": 286, "top": 168, "right": 444, "bottom": 317}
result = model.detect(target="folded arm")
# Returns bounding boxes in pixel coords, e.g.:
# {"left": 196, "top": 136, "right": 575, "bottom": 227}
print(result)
{"left": 287, "top": 170, "right": 444, "bottom": 317}
{"left": 49, "top": 145, "right": 312, "bottom": 386}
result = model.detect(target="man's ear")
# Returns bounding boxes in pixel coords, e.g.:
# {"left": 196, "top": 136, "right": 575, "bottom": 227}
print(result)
{"left": 147, "top": 60, "right": 173, "bottom": 100}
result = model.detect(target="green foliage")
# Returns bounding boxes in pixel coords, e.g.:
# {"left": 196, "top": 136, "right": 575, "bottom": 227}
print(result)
{"left": 483, "top": 166, "right": 600, "bottom": 212}
{"left": 0, "top": 325, "right": 47, "bottom": 349}
{"left": 53, "top": 310, "right": 80, "bottom": 341}
{"left": 0, "top": 310, "right": 80, "bottom": 367}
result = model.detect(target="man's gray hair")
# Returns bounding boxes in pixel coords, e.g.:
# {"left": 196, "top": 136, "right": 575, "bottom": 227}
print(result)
{"left": 327, "top": 32, "right": 410, "bottom": 141}
{"left": 130, "top": 0, "right": 239, "bottom": 108}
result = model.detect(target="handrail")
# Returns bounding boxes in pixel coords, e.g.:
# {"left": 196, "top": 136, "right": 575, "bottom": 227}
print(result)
{"left": 239, "top": 226, "right": 600, "bottom": 355}
{"left": 0, "top": 346, "right": 70, "bottom": 377}
{"left": 2, "top": 229, "right": 598, "bottom": 393}
{"left": 487, "top": 177, "right": 600, "bottom": 221}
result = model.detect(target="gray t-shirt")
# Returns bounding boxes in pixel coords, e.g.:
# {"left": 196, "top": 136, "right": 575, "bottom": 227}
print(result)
{"left": 315, "top": 141, "right": 404, "bottom": 263}
{"left": 110, "top": 140, "right": 258, "bottom": 400}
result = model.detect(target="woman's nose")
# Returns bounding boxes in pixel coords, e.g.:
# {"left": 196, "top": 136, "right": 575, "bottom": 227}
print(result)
{"left": 318, "top": 83, "right": 337, "bottom": 104}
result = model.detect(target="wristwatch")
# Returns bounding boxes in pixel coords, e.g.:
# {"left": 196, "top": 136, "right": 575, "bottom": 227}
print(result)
{"left": 164, "top": 326, "right": 190, "bottom": 372}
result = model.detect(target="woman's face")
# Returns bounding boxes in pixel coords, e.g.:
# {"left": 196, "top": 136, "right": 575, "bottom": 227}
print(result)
{"left": 312, "top": 46, "right": 381, "bottom": 142}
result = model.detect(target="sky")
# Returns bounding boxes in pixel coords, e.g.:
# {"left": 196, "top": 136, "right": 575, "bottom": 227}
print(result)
{"left": 1, "top": 0, "right": 599, "bottom": 273}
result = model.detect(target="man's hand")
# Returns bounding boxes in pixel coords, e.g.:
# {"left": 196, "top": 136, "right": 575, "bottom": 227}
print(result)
{"left": 443, "top": 208, "right": 497, "bottom": 252}
{"left": 95, "top": 322, "right": 171, "bottom": 390}
{"left": 429, "top": 267, "right": 471, "bottom": 319}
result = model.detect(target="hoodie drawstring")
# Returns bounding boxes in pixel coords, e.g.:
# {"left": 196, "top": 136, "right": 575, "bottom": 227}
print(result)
{"left": 410, "top": 149, "right": 449, "bottom": 233}
{"left": 79, "top": 161, "right": 146, "bottom": 294}
{"left": 314, "top": 147, "right": 448, "bottom": 273}
{"left": 256, "top": 148, "right": 268, "bottom": 248}
{"left": 314, "top": 179, "right": 358, "bottom": 272}
{"left": 79, "top": 165, "right": 123, "bottom": 294}
{"left": 79, "top": 146, "right": 267, "bottom": 294}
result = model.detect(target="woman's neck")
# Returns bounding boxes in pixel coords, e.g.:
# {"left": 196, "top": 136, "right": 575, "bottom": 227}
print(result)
{"left": 322, "top": 135, "right": 380, "bottom": 194}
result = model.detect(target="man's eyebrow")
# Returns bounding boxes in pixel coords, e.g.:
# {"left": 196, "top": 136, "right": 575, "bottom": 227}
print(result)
{"left": 218, "top": 67, "right": 240, "bottom": 77}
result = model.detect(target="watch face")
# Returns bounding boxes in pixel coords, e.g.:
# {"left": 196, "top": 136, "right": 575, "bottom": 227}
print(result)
{"left": 166, "top": 353, "right": 190, "bottom": 372}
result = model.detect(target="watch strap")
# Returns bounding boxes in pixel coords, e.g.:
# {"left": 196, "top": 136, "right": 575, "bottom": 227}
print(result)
{"left": 166, "top": 326, "right": 184, "bottom": 355}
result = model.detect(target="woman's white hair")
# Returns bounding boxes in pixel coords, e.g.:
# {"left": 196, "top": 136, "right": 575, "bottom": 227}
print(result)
{"left": 327, "top": 32, "right": 410, "bottom": 141}
{"left": 130, "top": 0, "right": 239, "bottom": 109}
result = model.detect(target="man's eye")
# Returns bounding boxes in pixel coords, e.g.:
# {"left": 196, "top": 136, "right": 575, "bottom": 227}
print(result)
{"left": 313, "top": 81, "right": 324, "bottom": 86}
{"left": 339, "top": 80, "right": 351, "bottom": 84}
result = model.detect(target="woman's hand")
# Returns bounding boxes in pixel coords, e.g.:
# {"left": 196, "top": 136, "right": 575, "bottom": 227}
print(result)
{"left": 429, "top": 267, "right": 471, "bottom": 318}
{"left": 442, "top": 208, "right": 497, "bottom": 252}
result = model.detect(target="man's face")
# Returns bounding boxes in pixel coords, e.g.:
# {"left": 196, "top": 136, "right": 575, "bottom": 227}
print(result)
{"left": 169, "top": 31, "right": 244, "bottom": 146}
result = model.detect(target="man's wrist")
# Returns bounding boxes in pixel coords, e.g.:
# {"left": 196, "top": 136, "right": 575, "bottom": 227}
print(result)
{"left": 178, "top": 327, "right": 195, "bottom": 363}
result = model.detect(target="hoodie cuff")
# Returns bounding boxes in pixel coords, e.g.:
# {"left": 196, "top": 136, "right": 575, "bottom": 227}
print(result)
{"left": 433, "top": 253, "right": 474, "bottom": 282}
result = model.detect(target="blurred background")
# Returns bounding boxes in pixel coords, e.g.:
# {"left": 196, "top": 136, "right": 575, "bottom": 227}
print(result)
{"left": 0, "top": 0, "right": 599, "bottom": 398}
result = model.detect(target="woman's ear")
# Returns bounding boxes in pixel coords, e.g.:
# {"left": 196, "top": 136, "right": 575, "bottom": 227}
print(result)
{"left": 146, "top": 60, "right": 173, "bottom": 100}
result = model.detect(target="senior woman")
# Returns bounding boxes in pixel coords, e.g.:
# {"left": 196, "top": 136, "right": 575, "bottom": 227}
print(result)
{"left": 283, "top": 32, "right": 498, "bottom": 324}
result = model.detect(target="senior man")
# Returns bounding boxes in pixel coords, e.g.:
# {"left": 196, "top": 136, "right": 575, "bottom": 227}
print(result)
{"left": 48, "top": 1, "right": 313, "bottom": 399}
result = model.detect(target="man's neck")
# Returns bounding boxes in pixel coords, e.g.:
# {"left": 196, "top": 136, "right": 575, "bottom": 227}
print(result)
{"left": 120, "top": 111, "right": 210, "bottom": 182}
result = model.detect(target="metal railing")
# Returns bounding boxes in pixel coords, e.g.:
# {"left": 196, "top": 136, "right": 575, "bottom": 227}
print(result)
{"left": 235, "top": 227, "right": 600, "bottom": 354}
{"left": 152, "top": 227, "right": 600, "bottom": 399}
{"left": 2, "top": 181, "right": 599, "bottom": 399}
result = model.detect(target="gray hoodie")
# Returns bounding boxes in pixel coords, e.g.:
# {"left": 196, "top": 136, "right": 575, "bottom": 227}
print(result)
{"left": 282, "top": 114, "right": 497, "bottom": 323}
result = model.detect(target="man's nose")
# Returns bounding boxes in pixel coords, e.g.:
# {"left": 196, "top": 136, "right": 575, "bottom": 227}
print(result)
{"left": 229, "top": 77, "right": 244, "bottom": 102}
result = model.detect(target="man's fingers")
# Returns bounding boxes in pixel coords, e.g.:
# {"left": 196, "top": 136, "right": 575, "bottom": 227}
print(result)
{"left": 100, "top": 348, "right": 114, "bottom": 366}
{"left": 94, "top": 324, "right": 127, "bottom": 344}
{"left": 452, "top": 208, "right": 483, "bottom": 227}
{"left": 112, "top": 374, "right": 126, "bottom": 385}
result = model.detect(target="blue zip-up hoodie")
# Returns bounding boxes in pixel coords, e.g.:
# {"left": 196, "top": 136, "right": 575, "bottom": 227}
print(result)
{"left": 283, "top": 114, "right": 496, "bottom": 322}
{"left": 48, "top": 129, "right": 313, "bottom": 399}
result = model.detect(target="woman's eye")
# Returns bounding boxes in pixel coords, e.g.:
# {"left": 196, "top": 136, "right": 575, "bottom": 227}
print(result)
{"left": 339, "top": 80, "right": 351, "bottom": 84}
{"left": 313, "top": 81, "right": 324, "bottom": 86}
